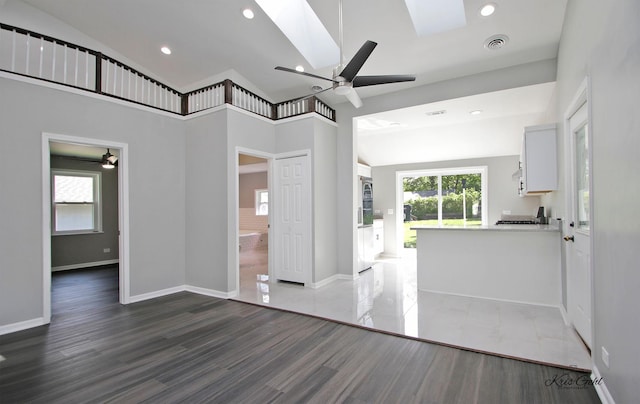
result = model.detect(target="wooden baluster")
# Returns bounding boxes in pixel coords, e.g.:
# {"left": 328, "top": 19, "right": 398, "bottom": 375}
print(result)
{"left": 73, "top": 48, "right": 79, "bottom": 86}
{"left": 120, "top": 65, "right": 124, "bottom": 97}
{"left": 85, "top": 51, "right": 89, "bottom": 89}
{"left": 51, "top": 41, "right": 57, "bottom": 80}
{"left": 25, "top": 33, "right": 30, "bottom": 75}
{"left": 104, "top": 58, "right": 109, "bottom": 94}
{"left": 11, "top": 29, "right": 16, "bottom": 72}
{"left": 38, "top": 37, "right": 44, "bottom": 78}
{"left": 63, "top": 44, "right": 67, "bottom": 84}
{"left": 125, "top": 69, "right": 132, "bottom": 100}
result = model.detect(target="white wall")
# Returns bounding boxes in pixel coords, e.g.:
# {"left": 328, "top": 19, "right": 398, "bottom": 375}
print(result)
{"left": 185, "top": 107, "right": 278, "bottom": 295}
{"left": 372, "top": 156, "right": 543, "bottom": 256}
{"left": 274, "top": 117, "right": 339, "bottom": 284}
{"left": 184, "top": 109, "right": 230, "bottom": 293}
{"left": 0, "top": 77, "right": 187, "bottom": 326}
{"left": 554, "top": 0, "right": 640, "bottom": 401}
{"left": 312, "top": 119, "right": 338, "bottom": 283}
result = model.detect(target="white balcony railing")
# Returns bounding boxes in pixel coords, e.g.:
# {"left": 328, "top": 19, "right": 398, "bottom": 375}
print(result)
{"left": 1, "top": 23, "right": 336, "bottom": 121}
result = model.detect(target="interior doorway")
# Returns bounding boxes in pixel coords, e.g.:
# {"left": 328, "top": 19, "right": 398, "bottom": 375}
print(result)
{"left": 42, "top": 133, "right": 130, "bottom": 324}
{"left": 237, "top": 151, "right": 271, "bottom": 302}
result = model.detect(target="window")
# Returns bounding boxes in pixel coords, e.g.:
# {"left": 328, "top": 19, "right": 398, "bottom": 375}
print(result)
{"left": 255, "top": 189, "right": 269, "bottom": 216}
{"left": 52, "top": 170, "right": 102, "bottom": 235}
{"left": 400, "top": 167, "right": 488, "bottom": 247}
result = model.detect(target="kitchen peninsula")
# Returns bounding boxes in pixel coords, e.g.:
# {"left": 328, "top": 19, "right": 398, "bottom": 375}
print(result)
{"left": 412, "top": 224, "right": 562, "bottom": 306}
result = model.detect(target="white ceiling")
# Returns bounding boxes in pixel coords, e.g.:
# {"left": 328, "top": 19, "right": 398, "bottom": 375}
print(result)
{"left": 19, "top": 0, "right": 567, "bottom": 104}
{"left": 357, "top": 82, "right": 556, "bottom": 166}
{"left": 50, "top": 142, "right": 120, "bottom": 160}
{"left": 17, "top": 0, "right": 567, "bottom": 165}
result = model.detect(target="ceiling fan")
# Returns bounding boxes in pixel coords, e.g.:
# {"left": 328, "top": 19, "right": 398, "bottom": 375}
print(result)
{"left": 275, "top": 0, "right": 416, "bottom": 108}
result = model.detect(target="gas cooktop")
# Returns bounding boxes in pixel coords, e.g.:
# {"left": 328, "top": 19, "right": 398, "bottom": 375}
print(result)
{"left": 495, "top": 220, "right": 538, "bottom": 225}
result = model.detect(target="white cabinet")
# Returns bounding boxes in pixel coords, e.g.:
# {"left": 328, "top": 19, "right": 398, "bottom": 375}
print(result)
{"left": 373, "top": 219, "right": 384, "bottom": 256}
{"left": 519, "top": 124, "right": 557, "bottom": 196}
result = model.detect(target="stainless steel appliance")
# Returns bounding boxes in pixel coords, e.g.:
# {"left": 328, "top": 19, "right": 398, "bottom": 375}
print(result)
{"left": 358, "top": 176, "right": 374, "bottom": 272}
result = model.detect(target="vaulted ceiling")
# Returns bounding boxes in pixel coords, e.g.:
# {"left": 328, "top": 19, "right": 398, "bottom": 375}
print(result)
{"left": 19, "top": 0, "right": 567, "bottom": 104}
{"left": 14, "top": 0, "right": 568, "bottom": 165}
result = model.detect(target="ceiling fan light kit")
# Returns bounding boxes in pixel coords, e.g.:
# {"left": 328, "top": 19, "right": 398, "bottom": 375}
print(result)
{"left": 101, "top": 149, "right": 118, "bottom": 169}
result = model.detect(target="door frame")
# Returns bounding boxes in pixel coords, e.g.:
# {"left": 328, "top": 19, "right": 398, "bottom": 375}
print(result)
{"left": 234, "top": 147, "right": 274, "bottom": 293}
{"left": 563, "top": 77, "right": 595, "bottom": 349}
{"left": 42, "top": 133, "right": 130, "bottom": 323}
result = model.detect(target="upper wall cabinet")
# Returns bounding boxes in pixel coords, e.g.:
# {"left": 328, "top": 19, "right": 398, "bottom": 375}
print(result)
{"left": 518, "top": 124, "right": 558, "bottom": 196}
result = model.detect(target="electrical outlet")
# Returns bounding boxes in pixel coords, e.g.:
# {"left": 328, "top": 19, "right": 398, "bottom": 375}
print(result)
{"left": 103, "top": 248, "right": 111, "bottom": 253}
{"left": 601, "top": 347, "right": 610, "bottom": 368}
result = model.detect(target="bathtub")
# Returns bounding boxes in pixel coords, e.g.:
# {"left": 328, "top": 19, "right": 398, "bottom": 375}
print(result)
{"left": 239, "top": 229, "right": 267, "bottom": 251}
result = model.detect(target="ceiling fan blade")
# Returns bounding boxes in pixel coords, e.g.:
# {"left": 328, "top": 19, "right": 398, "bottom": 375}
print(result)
{"left": 353, "top": 75, "right": 416, "bottom": 87}
{"left": 338, "top": 40, "right": 377, "bottom": 82}
{"left": 344, "top": 88, "right": 363, "bottom": 108}
{"left": 287, "top": 87, "right": 333, "bottom": 103}
{"left": 275, "top": 66, "right": 337, "bottom": 83}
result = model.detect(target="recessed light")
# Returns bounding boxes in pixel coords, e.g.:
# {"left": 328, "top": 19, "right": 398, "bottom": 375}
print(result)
{"left": 470, "top": 110, "right": 483, "bottom": 115}
{"left": 295, "top": 65, "right": 305, "bottom": 72}
{"left": 242, "top": 8, "right": 254, "bottom": 19}
{"left": 160, "top": 46, "right": 172, "bottom": 55}
{"left": 480, "top": 3, "right": 497, "bottom": 17}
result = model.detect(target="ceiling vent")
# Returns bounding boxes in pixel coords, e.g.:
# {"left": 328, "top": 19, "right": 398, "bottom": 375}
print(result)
{"left": 484, "top": 34, "right": 509, "bottom": 50}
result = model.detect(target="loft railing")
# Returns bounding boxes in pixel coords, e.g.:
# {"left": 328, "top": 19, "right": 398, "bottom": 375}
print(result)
{"left": 0, "top": 23, "right": 336, "bottom": 121}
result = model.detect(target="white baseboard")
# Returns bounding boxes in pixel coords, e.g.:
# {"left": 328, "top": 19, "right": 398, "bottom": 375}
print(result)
{"left": 419, "top": 287, "right": 562, "bottom": 310}
{"left": 128, "top": 285, "right": 186, "bottom": 303}
{"left": 310, "top": 273, "right": 358, "bottom": 289}
{"left": 310, "top": 275, "right": 339, "bottom": 289}
{"left": 185, "top": 285, "right": 237, "bottom": 299}
{"left": 2, "top": 284, "right": 238, "bottom": 335}
{"left": 592, "top": 365, "right": 615, "bottom": 404}
{"left": 0, "top": 317, "right": 47, "bottom": 336}
{"left": 129, "top": 284, "right": 237, "bottom": 303}
{"left": 52, "top": 259, "right": 119, "bottom": 272}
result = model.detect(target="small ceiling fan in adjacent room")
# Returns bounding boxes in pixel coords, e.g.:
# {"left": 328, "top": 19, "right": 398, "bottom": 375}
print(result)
{"left": 274, "top": 0, "right": 416, "bottom": 108}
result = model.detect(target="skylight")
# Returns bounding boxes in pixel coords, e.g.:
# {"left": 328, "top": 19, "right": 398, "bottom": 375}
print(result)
{"left": 404, "top": 0, "right": 467, "bottom": 36}
{"left": 256, "top": 0, "right": 339, "bottom": 69}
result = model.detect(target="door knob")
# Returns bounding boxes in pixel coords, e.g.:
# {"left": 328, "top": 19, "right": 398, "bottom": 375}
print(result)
{"left": 564, "top": 235, "right": 575, "bottom": 242}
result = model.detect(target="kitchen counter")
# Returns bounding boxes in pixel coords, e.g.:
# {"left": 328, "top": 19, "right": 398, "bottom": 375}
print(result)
{"left": 414, "top": 225, "right": 561, "bottom": 306}
{"left": 411, "top": 224, "right": 560, "bottom": 232}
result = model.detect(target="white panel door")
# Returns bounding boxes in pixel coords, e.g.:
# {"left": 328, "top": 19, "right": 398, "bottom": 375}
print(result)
{"left": 273, "top": 155, "right": 310, "bottom": 284}
{"left": 566, "top": 101, "right": 592, "bottom": 348}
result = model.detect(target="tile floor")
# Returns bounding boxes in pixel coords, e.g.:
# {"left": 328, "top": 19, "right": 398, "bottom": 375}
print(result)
{"left": 235, "top": 247, "right": 592, "bottom": 371}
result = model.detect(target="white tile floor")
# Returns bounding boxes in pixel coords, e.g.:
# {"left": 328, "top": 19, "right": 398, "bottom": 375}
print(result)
{"left": 235, "top": 247, "right": 592, "bottom": 370}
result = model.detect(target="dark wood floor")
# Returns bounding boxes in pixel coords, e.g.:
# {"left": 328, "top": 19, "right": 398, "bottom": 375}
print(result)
{"left": 0, "top": 267, "right": 601, "bottom": 403}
